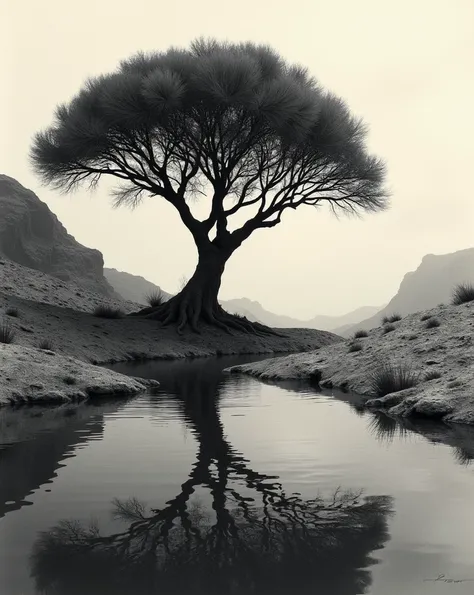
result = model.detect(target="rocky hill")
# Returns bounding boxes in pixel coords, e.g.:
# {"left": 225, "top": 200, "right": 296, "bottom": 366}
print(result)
{"left": 0, "top": 258, "right": 140, "bottom": 314}
{"left": 0, "top": 175, "right": 117, "bottom": 297}
{"left": 336, "top": 248, "right": 474, "bottom": 337}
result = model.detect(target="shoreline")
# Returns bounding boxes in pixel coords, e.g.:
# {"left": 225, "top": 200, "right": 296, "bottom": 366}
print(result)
{"left": 0, "top": 265, "right": 341, "bottom": 406}
{"left": 226, "top": 301, "right": 474, "bottom": 426}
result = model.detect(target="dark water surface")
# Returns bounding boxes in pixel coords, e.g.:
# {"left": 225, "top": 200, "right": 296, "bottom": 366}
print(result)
{"left": 1, "top": 354, "right": 474, "bottom": 595}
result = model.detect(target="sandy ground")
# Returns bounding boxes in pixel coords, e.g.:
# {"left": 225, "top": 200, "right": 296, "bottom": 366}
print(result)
{"left": 0, "top": 344, "right": 159, "bottom": 406}
{"left": 0, "top": 257, "right": 340, "bottom": 406}
{"left": 227, "top": 302, "right": 474, "bottom": 425}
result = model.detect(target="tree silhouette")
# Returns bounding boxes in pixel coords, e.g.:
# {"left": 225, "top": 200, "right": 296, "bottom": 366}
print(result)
{"left": 31, "top": 373, "right": 393, "bottom": 595}
{"left": 31, "top": 39, "right": 389, "bottom": 333}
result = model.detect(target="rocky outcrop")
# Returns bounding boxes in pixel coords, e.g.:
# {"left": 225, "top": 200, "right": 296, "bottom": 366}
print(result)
{"left": 336, "top": 248, "right": 474, "bottom": 336}
{"left": 0, "top": 344, "right": 159, "bottom": 406}
{"left": 0, "top": 175, "right": 117, "bottom": 297}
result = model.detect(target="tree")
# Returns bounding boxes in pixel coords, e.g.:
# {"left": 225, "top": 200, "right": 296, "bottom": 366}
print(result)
{"left": 31, "top": 38, "right": 389, "bottom": 334}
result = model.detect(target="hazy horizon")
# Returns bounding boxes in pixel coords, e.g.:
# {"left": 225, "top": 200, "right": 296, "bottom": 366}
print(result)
{"left": 2, "top": 0, "right": 473, "bottom": 318}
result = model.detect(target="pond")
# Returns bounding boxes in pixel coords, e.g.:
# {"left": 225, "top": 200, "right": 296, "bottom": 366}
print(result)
{"left": 1, "top": 354, "right": 474, "bottom": 594}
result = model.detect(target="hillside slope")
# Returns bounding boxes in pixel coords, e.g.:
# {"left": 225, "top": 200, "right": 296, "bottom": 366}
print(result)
{"left": 0, "top": 175, "right": 117, "bottom": 297}
{"left": 336, "top": 248, "right": 474, "bottom": 337}
{"left": 104, "top": 268, "right": 172, "bottom": 304}
{"left": 228, "top": 300, "right": 474, "bottom": 425}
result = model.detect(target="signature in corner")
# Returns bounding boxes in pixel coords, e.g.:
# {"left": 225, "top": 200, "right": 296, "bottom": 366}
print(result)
{"left": 424, "top": 573, "right": 474, "bottom": 584}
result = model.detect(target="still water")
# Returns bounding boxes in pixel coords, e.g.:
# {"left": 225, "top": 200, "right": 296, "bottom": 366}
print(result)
{"left": 1, "top": 354, "right": 474, "bottom": 594}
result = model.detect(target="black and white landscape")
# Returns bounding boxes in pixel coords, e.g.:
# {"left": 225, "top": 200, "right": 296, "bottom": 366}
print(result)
{"left": 2, "top": 2, "right": 474, "bottom": 594}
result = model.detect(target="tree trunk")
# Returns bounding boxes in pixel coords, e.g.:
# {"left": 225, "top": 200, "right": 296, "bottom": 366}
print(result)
{"left": 167, "top": 245, "right": 229, "bottom": 331}
{"left": 132, "top": 243, "right": 279, "bottom": 335}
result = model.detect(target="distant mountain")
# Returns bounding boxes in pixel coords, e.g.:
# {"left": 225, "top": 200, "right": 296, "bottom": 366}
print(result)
{"left": 0, "top": 175, "right": 117, "bottom": 298}
{"left": 105, "top": 270, "right": 382, "bottom": 331}
{"left": 104, "top": 268, "right": 173, "bottom": 304}
{"left": 305, "top": 305, "right": 383, "bottom": 331}
{"left": 337, "top": 247, "right": 474, "bottom": 337}
{"left": 223, "top": 299, "right": 382, "bottom": 331}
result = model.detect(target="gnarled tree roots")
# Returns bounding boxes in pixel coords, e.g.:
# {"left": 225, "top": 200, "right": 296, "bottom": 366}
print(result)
{"left": 130, "top": 295, "right": 283, "bottom": 337}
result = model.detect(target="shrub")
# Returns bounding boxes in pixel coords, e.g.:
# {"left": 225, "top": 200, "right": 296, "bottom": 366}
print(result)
{"left": 382, "top": 324, "right": 396, "bottom": 334}
{"left": 425, "top": 317, "right": 440, "bottom": 329}
{"left": 420, "top": 314, "right": 432, "bottom": 321}
{"left": 383, "top": 313, "right": 402, "bottom": 323}
{"left": 368, "top": 362, "right": 419, "bottom": 397}
{"left": 144, "top": 290, "right": 164, "bottom": 308}
{"left": 452, "top": 282, "right": 474, "bottom": 305}
{"left": 353, "top": 329, "right": 368, "bottom": 339}
{"left": 425, "top": 370, "right": 441, "bottom": 381}
{"left": 38, "top": 339, "right": 54, "bottom": 350}
{"left": 0, "top": 321, "right": 16, "bottom": 344}
{"left": 63, "top": 376, "right": 77, "bottom": 385}
{"left": 348, "top": 341, "right": 363, "bottom": 353}
{"left": 5, "top": 307, "right": 19, "bottom": 318}
{"left": 93, "top": 305, "right": 125, "bottom": 319}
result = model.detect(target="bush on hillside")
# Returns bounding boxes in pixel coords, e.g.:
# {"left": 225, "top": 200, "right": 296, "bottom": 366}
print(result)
{"left": 369, "top": 362, "right": 419, "bottom": 397}
{"left": 145, "top": 290, "right": 164, "bottom": 308}
{"left": 0, "top": 321, "right": 16, "bottom": 344}
{"left": 93, "top": 305, "right": 125, "bottom": 319}
{"left": 452, "top": 282, "right": 474, "bottom": 305}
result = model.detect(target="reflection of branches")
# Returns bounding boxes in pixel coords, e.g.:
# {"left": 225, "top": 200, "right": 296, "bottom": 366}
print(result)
{"left": 32, "top": 490, "right": 391, "bottom": 595}
{"left": 31, "top": 367, "right": 393, "bottom": 595}
{"left": 32, "top": 442, "right": 392, "bottom": 595}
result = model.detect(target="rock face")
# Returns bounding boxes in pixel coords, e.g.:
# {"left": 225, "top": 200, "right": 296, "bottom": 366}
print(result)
{"left": 0, "top": 175, "right": 117, "bottom": 297}
{"left": 336, "top": 247, "right": 474, "bottom": 336}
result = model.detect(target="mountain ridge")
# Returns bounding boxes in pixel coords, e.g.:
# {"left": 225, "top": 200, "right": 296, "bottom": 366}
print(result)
{"left": 336, "top": 247, "right": 474, "bottom": 337}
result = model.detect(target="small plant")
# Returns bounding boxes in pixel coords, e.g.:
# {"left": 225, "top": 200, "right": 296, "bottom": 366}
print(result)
{"left": 38, "top": 339, "right": 54, "bottom": 350}
{"left": 382, "top": 323, "right": 395, "bottom": 334}
{"left": 420, "top": 314, "right": 432, "bottom": 321}
{"left": 425, "top": 370, "right": 441, "bottom": 381}
{"left": 0, "top": 321, "right": 16, "bottom": 344}
{"left": 93, "top": 305, "right": 125, "bottom": 319}
{"left": 353, "top": 329, "right": 368, "bottom": 339}
{"left": 348, "top": 341, "right": 363, "bottom": 353}
{"left": 63, "top": 376, "right": 77, "bottom": 385}
{"left": 383, "top": 313, "right": 402, "bottom": 323}
{"left": 144, "top": 289, "right": 164, "bottom": 308}
{"left": 368, "top": 361, "right": 419, "bottom": 397}
{"left": 425, "top": 317, "right": 440, "bottom": 329}
{"left": 452, "top": 282, "right": 474, "bottom": 305}
{"left": 5, "top": 307, "right": 19, "bottom": 318}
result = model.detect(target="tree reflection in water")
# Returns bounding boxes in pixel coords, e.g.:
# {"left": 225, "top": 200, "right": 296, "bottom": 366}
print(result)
{"left": 31, "top": 364, "right": 393, "bottom": 595}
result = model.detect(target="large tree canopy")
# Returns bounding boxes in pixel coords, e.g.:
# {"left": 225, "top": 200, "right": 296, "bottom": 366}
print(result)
{"left": 31, "top": 38, "right": 389, "bottom": 333}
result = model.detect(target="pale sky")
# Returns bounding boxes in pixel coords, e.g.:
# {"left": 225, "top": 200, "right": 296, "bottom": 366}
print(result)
{"left": 2, "top": 0, "right": 473, "bottom": 318}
